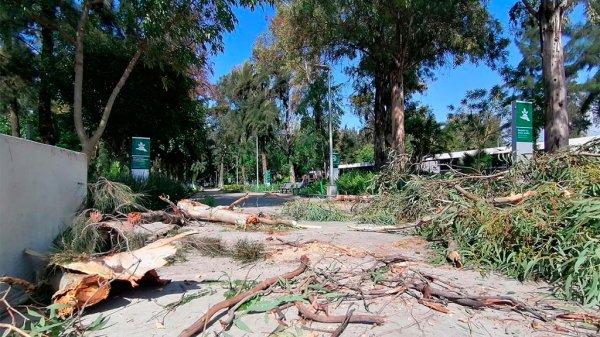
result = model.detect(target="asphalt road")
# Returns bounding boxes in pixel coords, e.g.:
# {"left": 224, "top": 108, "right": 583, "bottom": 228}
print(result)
{"left": 191, "top": 191, "right": 296, "bottom": 207}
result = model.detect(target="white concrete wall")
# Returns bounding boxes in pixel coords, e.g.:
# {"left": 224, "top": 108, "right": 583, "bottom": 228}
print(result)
{"left": 0, "top": 134, "right": 87, "bottom": 282}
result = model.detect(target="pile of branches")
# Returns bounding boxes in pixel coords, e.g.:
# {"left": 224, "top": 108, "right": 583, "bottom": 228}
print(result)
{"left": 177, "top": 253, "right": 599, "bottom": 337}
{"left": 356, "top": 139, "right": 600, "bottom": 306}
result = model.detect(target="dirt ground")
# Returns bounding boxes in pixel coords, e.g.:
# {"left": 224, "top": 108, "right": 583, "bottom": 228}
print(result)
{"left": 83, "top": 198, "right": 596, "bottom": 337}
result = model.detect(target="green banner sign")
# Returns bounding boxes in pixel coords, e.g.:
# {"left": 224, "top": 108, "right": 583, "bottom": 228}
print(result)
{"left": 131, "top": 156, "right": 151, "bottom": 169}
{"left": 264, "top": 170, "right": 271, "bottom": 184}
{"left": 514, "top": 101, "right": 533, "bottom": 143}
{"left": 332, "top": 152, "right": 340, "bottom": 168}
{"left": 132, "top": 137, "right": 150, "bottom": 156}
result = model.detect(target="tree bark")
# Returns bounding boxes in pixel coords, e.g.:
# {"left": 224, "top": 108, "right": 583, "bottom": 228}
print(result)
{"left": 261, "top": 152, "right": 268, "bottom": 184}
{"left": 241, "top": 165, "right": 246, "bottom": 185}
{"left": 390, "top": 68, "right": 406, "bottom": 155}
{"left": 218, "top": 155, "right": 224, "bottom": 188}
{"left": 9, "top": 97, "right": 20, "bottom": 138}
{"left": 540, "top": 1, "right": 569, "bottom": 152}
{"left": 374, "top": 74, "right": 386, "bottom": 166}
{"left": 38, "top": 3, "right": 56, "bottom": 144}
{"left": 289, "top": 159, "right": 296, "bottom": 183}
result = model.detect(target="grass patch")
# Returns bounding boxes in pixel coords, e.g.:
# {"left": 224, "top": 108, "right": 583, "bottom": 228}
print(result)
{"left": 191, "top": 237, "right": 229, "bottom": 257}
{"left": 282, "top": 200, "right": 350, "bottom": 221}
{"left": 230, "top": 239, "right": 266, "bottom": 263}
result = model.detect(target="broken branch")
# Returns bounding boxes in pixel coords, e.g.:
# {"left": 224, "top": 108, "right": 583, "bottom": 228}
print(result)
{"left": 178, "top": 255, "right": 310, "bottom": 337}
{"left": 295, "top": 302, "right": 385, "bottom": 325}
{"left": 330, "top": 308, "right": 355, "bottom": 337}
{"left": 227, "top": 193, "right": 250, "bottom": 210}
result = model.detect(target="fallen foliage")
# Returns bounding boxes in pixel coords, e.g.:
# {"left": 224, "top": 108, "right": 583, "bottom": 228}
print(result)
{"left": 359, "top": 139, "right": 600, "bottom": 306}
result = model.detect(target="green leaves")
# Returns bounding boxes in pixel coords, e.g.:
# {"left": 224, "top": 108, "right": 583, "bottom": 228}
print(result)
{"left": 245, "top": 295, "right": 306, "bottom": 313}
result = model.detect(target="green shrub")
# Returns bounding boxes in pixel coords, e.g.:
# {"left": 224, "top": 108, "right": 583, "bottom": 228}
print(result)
{"left": 304, "top": 180, "right": 327, "bottom": 196}
{"left": 222, "top": 184, "right": 245, "bottom": 193}
{"left": 336, "top": 171, "right": 375, "bottom": 195}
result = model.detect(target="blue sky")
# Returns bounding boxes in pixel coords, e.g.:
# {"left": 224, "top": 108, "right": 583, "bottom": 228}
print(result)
{"left": 208, "top": 1, "right": 594, "bottom": 133}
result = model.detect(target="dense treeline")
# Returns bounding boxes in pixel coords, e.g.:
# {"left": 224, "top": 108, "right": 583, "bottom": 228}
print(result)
{"left": 1, "top": 1, "right": 599, "bottom": 185}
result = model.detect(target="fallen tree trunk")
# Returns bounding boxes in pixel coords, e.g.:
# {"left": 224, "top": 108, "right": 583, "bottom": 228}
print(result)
{"left": 178, "top": 255, "right": 310, "bottom": 337}
{"left": 177, "top": 199, "right": 305, "bottom": 227}
{"left": 178, "top": 199, "right": 260, "bottom": 225}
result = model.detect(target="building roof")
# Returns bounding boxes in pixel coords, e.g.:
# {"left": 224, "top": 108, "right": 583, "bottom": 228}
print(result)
{"left": 424, "top": 135, "right": 599, "bottom": 161}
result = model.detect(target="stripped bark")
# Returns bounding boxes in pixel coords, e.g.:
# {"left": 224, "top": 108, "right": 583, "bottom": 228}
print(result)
{"left": 178, "top": 199, "right": 302, "bottom": 227}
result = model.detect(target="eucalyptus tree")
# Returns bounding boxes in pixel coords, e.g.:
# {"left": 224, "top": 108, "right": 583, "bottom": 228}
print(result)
{"left": 510, "top": 0, "right": 587, "bottom": 152}
{"left": 281, "top": 0, "right": 507, "bottom": 161}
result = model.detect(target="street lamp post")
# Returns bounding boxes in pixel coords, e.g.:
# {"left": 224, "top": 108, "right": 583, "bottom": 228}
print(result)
{"left": 314, "top": 64, "right": 336, "bottom": 197}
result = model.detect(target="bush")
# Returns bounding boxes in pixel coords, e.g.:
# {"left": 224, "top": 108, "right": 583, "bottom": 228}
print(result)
{"left": 304, "top": 180, "right": 327, "bottom": 196}
{"left": 222, "top": 184, "right": 245, "bottom": 193}
{"left": 336, "top": 171, "right": 375, "bottom": 195}
{"left": 107, "top": 173, "right": 192, "bottom": 210}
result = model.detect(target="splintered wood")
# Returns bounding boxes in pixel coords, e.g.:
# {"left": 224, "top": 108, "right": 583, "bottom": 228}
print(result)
{"left": 52, "top": 231, "right": 196, "bottom": 316}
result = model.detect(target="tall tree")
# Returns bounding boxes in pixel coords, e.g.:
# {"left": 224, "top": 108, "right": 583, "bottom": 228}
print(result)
{"left": 281, "top": 0, "right": 506, "bottom": 161}
{"left": 70, "top": 0, "right": 265, "bottom": 160}
{"left": 513, "top": 0, "right": 580, "bottom": 152}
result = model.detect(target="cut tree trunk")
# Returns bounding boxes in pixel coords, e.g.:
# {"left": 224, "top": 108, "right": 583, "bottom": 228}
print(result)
{"left": 541, "top": 1, "right": 569, "bottom": 152}
{"left": 9, "top": 97, "right": 20, "bottom": 138}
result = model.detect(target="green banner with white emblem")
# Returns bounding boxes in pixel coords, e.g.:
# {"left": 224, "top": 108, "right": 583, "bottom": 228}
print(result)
{"left": 131, "top": 137, "right": 151, "bottom": 170}
{"left": 514, "top": 101, "right": 533, "bottom": 143}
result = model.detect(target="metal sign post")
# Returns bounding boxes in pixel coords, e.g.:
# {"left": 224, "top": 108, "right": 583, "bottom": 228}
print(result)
{"left": 512, "top": 101, "right": 534, "bottom": 160}
{"left": 131, "top": 137, "right": 150, "bottom": 180}
{"left": 332, "top": 152, "right": 340, "bottom": 180}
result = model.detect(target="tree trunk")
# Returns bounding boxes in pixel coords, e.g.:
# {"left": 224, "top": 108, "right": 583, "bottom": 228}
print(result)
{"left": 73, "top": 2, "right": 145, "bottom": 161}
{"left": 241, "top": 165, "right": 246, "bottom": 185}
{"left": 540, "top": 2, "right": 569, "bottom": 152}
{"left": 38, "top": 3, "right": 56, "bottom": 144}
{"left": 218, "top": 156, "right": 224, "bottom": 188}
{"left": 374, "top": 75, "right": 386, "bottom": 166}
{"left": 390, "top": 68, "right": 406, "bottom": 155}
{"left": 9, "top": 97, "right": 20, "bottom": 138}
{"left": 289, "top": 159, "right": 296, "bottom": 183}
{"left": 261, "top": 153, "right": 267, "bottom": 184}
